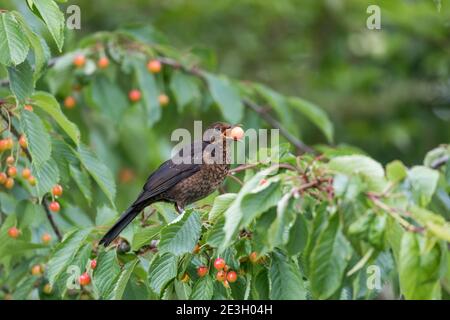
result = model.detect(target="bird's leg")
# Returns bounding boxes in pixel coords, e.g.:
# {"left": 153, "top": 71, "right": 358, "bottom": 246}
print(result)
{"left": 175, "top": 203, "right": 185, "bottom": 214}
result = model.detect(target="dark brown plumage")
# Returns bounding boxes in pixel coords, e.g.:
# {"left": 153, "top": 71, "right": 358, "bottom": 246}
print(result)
{"left": 99, "top": 122, "right": 235, "bottom": 247}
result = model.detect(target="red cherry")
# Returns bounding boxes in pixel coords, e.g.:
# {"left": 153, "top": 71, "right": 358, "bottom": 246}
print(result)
{"left": 64, "top": 96, "right": 76, "bottom": 109}
{"left": 41, "top": 233, "right": 52, "bottom": 244}
{"left": 73, "top": 54, "right": 86, "bottom": 68}
{"left": 0, "top": 172, "right": 7, "bottom": 184}
{"left": 226, "top": 271, "right": 237, "bottom": 283}
{"left": 79, "top": 272, "right": 91, "bottom": 286}
{"left": 158, "top": 94, "right": 169, "bottom": 106}
{"left": 147, "top": 59, "right": 162, "bottom": 73}
{"left": 214, "top": 257, "right": 226, "bottom": 270}
{"left": 216, "top": 270, "right": 227, "bottom": 282}
{"left": 7, "top": 166, "right": 17, "bottom": 177}
{"left": 19, "top": 135, "right": 27, "bottom": 148}
{"left": 8, "top": 227, "right": 20, "bottom": 238}
{"left": 197, "top": 266, "right": 208, "bottom": 277}
{"left": 28, "top": 175, "right": 36, "bottom": 186}
{"left": 97, "top": 57, "right": 109, "bottom": 69}
{"left": 49, "top": 201, "right": 60, "bottom": 212}
{"left": 5, "top": 178, "right": 14, "bottom": 189}
{"left": 6, "top": 156, "right": 15, "bottom": 165}
{"left": 90, "top": 259, "right": 97, "bottom": 270}
{"left": 128, "top": 89, "right": 141, "bottom": 102}
{"left": 249, "top": 252, "right": 258, "bottom": 263}
{"left": 22, "top": 168, "right": 32, "bottom": 179}
{"left": 52, "top": 184, "right": 63, "bottom": 197}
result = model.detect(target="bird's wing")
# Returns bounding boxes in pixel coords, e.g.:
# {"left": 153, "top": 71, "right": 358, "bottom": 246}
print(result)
{"left": 131, "top": 141, "right": 208, "bottom": 207}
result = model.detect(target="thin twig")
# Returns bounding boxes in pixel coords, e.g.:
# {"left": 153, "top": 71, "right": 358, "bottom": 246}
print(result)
{"left": 227, "top": 173, "right": 243, "bottom": 186}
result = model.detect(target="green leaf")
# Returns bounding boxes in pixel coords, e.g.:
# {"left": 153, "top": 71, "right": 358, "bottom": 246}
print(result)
{"left": 386, "top": 160, "right": 408, "bottom": 182}
{"left": 46, "top": 229, "right": 91, "bottom": 286}
{"left": 13, "top": 276, "right": 37, "bottom": 300}
{"left": 7, "top": 60, "right": 33, "bottom": 102}
{"left": 288, "top": 96, "right": 334, "bottom": 143}
{"left": 32, "top": 91, "right": 80, "bottom": 145}
{"left": 108, "top": 259, "right": 139, "bottom": 300}
{"left": 328, "top": 155, "right": 387, "bottom": 192}
{"left": 148, "top": 253, "right": 178, "bottom": 295}
{"left": 32, "top": 0, "right": 65, "bottom": 51}
{"left": 0, "top": 12, "right": 29, "bottom": 66}
{"left": 222, "top": 166, "right": 278, "bottom": 250}
{"left": 159, "top": 210, "right": 202, "bottom": 256}
{"left": 170, "top": 71, "right": 200, "bottom": 112}
{"left": 32, "top": 158, "right": 60, "bottom": 198}
{"left": 208, "top": 193, "right": 236, "bottom": 221}
{"left": 399, "top": 232, "right": 442, "bottom": 299}
{"left": 285, "top": 214, "right": 309, "bottom": 256}
{"left": 131, "top": 225, "right": 161, "bottom": 251}
{"left": 190, "top": 276, "right": 214, "bottom": 300}
{"left": 20, "top": 108, "right": 51, "bottom": 165}
{"left": 206, "top": 216, "right": 226, "bottom": 248}
{"left": 253, "top": 268, "right": 270, "bottom": 299}
{"left": 69, "top": 164, "right": 92, "bottom": 204}
{"left": 93, "top": 249, "right": 121, "bottom": 299}
{"left": 310, "top": 213, "right": 352, "bottom": 299}
{"left": 241, "top": 180, "right": 282, "bottom": 226}
{"left": 270, "top": 250, "right": 306, "bottom": 300}
{"left": 408, "top": 166, "right": 439, "bottom": 206}
{"left": 76, "top": 144, "right": 116, "bottom": 206}
{"left": 90, "top": 75, "right": 128, "bottom": 123}
{"left": 134, "top": 61, "right": 161, "bottom": 126}
{"left": 204, "top": 72, "right": 243, "bottom": 124}
{"left": 267, "top": 192, "right": 296, "bottom": 249}
{"left": 12, "top": 12, "right": 48, "bottom": 80}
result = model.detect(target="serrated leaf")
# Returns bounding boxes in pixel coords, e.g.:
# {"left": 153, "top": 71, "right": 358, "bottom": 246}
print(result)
{"left": 148, "top": 253, "right": 178, "bottom": 295}
{"left": 12, "top": 12, "right": 49, "bottom": 80}
{"left": 20, "top": 109, "right": 51, "bottom": 165}
{"left": 285, "top": 214, "right": 309, "bottom": 256}
{"left": 134, "top": 61, "right": 161, "bottom": 126}
{"left": 7, "top": 60, "right": 33, "bottom": 102}
{"left": 90, "top": 75, "right": 128, "bottom": 122}
{"left": 32, "top": 158, "right": 59, "bottom": 197}
{"left": 31, "top": 91, "right": 80, "bottom": 145}
{"left": 109, "top": 259, "right": 139, "bottom": 300}
{"left": 253, "top": 268, "right": 270, "bottom": 300}
{"left": 190, "top": 276, "right": 214, "bottom": 300}
{"left": 270, "top": 250, "right": 306, "bottom": 300}
{"left": 69, "top": 164, "right": 92, "bottom": 204}
{"left": 93, "top": 249, "right": 121, "bottom": 299}
{"left": 76, "top": 144, "right": 116, "bottom": 206}
{"left": 222, "top": 166, "right": 277, "bottom": 250}
{"left": 159, "top": 210, "right": 202, "bottom": 256}
{"left": 204, "top": 72, "right": 243, "bottom": 124}
{"left": 32, "top": 0, "right": 65, "bottom": 51}
{"left": 386, "top": 160, "right": 407, "bottom": 182}
{"left": 208, "top": 193, "right": 236, "bottom": 221}
{"left": 288, "top": 96, "right": 334, "bottom": 143}
{"left": 170, "top": 71, "right": 200, "bottom": 112}
{"left": 399, "top": 232, "right": 442, "bottom": 299}
{"left": 408, "top": 166, "right": 439, "bottom": 206}
{"left": 12, "top": 276, "right": 37, "bottom": 300}
{"left": 206, "top": 216, "right": 225, "bottom": 248}
{"left": 46, "top": 229, "right": 91, "bottom": 286}
{"left": 310, "top": 214, "right": 352, "bottom": 299}
{"left": 241, "top": 181, "right": 282, "bottom": 226}
{"left": 131, "top": 225, "right": 161, "bottom": 251}
{"left": 0, "top": 12, "right": 29, "bottom": 66}
{"left": 328, "top": 155, "right": 387, "bottom": 192}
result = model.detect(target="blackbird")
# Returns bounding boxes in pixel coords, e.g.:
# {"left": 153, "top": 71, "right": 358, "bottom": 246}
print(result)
{"left": 99, "top": 122, "right": 238, "bottom": 247}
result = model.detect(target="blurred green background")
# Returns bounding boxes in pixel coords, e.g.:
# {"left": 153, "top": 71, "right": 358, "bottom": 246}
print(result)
{"left": 5, "top": 0, "right": 450, "bottom": 165}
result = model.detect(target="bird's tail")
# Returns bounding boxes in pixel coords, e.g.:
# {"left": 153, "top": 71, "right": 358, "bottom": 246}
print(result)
{"left": 99, "top": 203, "right": 146, "bottom": 247}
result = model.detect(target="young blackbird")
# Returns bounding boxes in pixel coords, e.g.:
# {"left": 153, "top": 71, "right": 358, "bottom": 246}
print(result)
{"left": 99, "top": 122, "right": 238, "bottom": 247}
